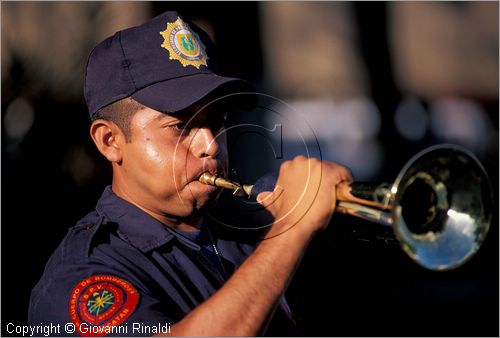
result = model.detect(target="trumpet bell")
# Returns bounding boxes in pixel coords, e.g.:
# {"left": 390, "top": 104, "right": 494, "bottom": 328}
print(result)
{"left": 391, "top": 145, "right": 493, "bottom": 271}
{"left": 198, "top": 143, "right": 493, "bottom": 271}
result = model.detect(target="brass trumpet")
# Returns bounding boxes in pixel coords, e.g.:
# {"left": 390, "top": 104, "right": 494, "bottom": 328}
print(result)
{"left": 199, "top": 145, "right": 493, "bottom": 271}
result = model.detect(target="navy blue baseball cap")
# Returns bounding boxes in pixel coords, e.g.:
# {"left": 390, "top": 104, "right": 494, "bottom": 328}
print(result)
{"left": 84, "top": 11, "right": 254, "bottom": 117}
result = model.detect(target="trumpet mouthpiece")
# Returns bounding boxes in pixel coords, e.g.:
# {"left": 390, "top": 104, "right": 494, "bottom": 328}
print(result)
{"left": 198, "top": 172, "right": 253, "bottom": 198}
{"left": 198, "top": 172, "right": 217, "bottom": 186}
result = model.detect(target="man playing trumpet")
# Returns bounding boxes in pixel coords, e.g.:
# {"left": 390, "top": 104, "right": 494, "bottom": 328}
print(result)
{"left": 29, "top": 11, "right": 352, "bottom": 336}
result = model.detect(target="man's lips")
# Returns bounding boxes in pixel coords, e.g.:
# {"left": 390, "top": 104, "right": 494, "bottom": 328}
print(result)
{"left": 194, "top": 172, "right": 221, "bottom": 193}
{"left": 193, "top": 164, "right": 224, "bottom": 184}
{"left": 188, "top": 174, "right": 220, "bottom": 197}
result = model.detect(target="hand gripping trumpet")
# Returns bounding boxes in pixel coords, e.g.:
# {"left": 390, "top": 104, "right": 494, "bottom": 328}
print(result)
{"left": 199, "top": 144, "right": 493, "bottom": 271}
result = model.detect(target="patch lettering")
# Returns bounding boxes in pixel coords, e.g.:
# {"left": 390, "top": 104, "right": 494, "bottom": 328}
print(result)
{"left": 69, "top": 275, "right": 139, "bottom": 336}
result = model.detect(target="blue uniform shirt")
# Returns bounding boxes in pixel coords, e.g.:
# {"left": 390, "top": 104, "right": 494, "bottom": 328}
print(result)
{"left": 29, "top": 186, "right": 297, "bottom": 336}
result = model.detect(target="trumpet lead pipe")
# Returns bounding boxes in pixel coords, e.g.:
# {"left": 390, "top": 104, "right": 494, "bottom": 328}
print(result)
{"left": 198, "top": 172, "right": 253, "bottom": 197}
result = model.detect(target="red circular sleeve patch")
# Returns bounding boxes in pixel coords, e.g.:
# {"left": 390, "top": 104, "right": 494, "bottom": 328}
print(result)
{"left": 69, "top": 275, "right": 140, "bottom": 337}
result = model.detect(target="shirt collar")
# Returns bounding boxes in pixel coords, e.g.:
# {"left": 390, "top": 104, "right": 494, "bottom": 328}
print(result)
{"left": 95, "top": 186, "right": 200, "bottom": 252}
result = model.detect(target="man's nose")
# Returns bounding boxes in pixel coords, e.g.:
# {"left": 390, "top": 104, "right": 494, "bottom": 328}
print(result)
{"left": 190, "top": 127, "right": 220, "bottom": 158}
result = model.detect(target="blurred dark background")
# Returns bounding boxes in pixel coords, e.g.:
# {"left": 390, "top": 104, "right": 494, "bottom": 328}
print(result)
{"left": 2, "top": 2, "right": 498, "bottom": 336}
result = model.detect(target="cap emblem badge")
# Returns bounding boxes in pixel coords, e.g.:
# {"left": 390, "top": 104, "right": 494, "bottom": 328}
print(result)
{"left": 160, "top": 17, "right": 208, "bottom": 69}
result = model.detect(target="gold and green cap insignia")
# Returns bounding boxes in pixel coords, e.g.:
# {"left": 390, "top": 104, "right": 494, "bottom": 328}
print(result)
{"left": 160, "top": 17, "right": 208, "bottom": 69}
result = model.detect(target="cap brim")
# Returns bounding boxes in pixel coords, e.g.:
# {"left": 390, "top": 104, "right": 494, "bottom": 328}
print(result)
{"left": 131, "top": 73, "right": 257, "bottom": 114}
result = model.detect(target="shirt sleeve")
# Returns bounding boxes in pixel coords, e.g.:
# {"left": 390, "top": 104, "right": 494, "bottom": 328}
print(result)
{"left": 29, "top": 259, "right": 175, "bottom": 337}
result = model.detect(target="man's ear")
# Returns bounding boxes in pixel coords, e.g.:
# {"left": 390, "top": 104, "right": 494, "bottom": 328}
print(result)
{"left": 90, "top": 120, "right": 125, "bottom": 163}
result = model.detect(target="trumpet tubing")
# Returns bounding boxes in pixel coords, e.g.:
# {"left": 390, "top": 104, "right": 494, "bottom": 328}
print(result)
{"left": 198, "top": 145, "right": 492, "bottom": 271}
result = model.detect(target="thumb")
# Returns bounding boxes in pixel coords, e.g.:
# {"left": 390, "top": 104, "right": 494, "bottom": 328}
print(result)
{"left": 256, "top": 191, "right": 274, "bottom": 207}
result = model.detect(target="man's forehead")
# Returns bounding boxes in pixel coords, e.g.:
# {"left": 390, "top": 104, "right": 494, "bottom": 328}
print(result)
{"left": 152, "top": 106, "right": 225, "bottom": 123}
{"left": 176, "top": 100, "right": 229, "bottom": 119}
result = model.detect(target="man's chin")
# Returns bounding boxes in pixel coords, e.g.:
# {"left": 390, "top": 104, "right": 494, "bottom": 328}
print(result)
{"left": 179, "top": 200, "right": 212, "bottom": 221}
{"left": 178, "top": 182, "right": 223, "bottom": 218}
{"left": 192, "top": 190, "right": 221, "bottom": 216}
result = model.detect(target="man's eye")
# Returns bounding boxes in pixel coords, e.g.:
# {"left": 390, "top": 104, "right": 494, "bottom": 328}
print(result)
{"left": 169, "top": 122, "right": 188, "bottom": 131}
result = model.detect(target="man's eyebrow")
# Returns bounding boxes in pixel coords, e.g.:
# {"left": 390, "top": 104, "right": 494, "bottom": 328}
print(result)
{"left": 154, "top": 113, "right": 181, "bottom": 122}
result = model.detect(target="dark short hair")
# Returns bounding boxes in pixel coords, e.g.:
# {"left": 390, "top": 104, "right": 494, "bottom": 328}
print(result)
{"left": 91, "top": 98, "right": 146, "bottom": 142}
